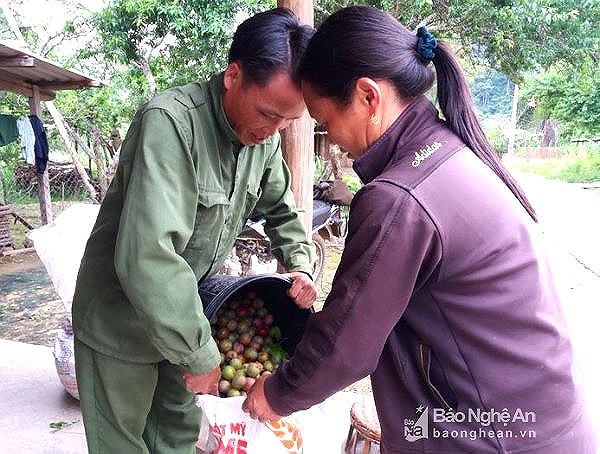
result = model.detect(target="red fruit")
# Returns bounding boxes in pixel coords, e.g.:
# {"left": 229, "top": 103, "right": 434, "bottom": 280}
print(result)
{"left": 219, "top": 339, "right": 232, "bottom": 353}
{"left": 219, "top": 380, "right": 231, "bottom": 394}
{"left": 231, "top": 374, "right": 246, "bottom": 390}
{"left": 229, "top": 357, "right": 243, "bottom": 369}
{"left": 238, "top": 320, "right": 251, "bottom": 332}
{"left": 257, "top": 351, "right": 269, "bottom": 363}
{"left": 226, "top": 319, "right": 238, "bottom": 331}
{"left": 233, "top": 342, "right": 244, "bottom": 354}
{"left": 225, "top": 350, "right": 238, "bottom": 360}
{"left": 252, "top": 336, "right": 264, "bottom": 346}
{"left": 239, "top": 333, "right": 252, "bottom": 346}
{"left": 250, "top": 341, "right": 262, "bottom": 351}
{"left": 262, "top": 314, "right": 275, "bottom": 326}
{"left": 256, "top": 325, "right": 269, "bottom": 337}
{"left": 252, "top": 317, "right": 263, "bottom": 328}
{"left": 236, "top": 307, "right": 249, "bottom": 317}
{"left": 244, "top": 348, "right": 258, "bottom": 362}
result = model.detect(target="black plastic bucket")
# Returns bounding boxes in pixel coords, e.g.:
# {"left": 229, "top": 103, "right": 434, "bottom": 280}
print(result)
{"left": 198, "top": 274, "right": 313, "bottom": 355}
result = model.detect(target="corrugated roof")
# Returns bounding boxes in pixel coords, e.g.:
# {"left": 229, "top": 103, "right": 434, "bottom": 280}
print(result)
{"left": 0, "top": 40, "right": 102, "bottom": 100}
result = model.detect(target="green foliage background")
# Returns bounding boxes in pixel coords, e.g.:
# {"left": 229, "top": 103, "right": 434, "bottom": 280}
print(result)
{"left": 1, "top": 0, "right": 599, "bottom": 188}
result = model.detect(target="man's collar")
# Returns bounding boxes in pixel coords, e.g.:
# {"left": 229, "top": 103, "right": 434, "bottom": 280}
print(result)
{"left": 208, "top": 72, "right": 240, "bottom": 145}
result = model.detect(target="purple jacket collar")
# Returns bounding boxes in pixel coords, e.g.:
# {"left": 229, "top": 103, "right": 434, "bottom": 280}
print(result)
{"left": 353, "top": 96, "right": 445, "bottom": 184}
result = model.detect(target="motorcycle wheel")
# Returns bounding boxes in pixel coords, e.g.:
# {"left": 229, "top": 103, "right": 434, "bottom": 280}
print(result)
{"left": 312, "top": 232, "right": 327, "bottom": 284}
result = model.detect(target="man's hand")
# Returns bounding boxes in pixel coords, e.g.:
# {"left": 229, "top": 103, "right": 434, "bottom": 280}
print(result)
{"left": 242, "top": 374, "right": 282, "bottom": 423}
{"left": 183, "top": 365, "right": 220, "bottom": 395}
{"left": 284, "top": 272, "right": 317, "bottom": 309}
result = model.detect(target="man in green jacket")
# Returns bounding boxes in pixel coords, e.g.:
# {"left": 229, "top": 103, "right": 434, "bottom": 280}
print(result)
{"left": 72, "top": 8, "right": 316, "bottom": 453}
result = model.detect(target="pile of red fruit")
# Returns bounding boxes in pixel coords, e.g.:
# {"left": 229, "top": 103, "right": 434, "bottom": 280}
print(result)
{"left": 211, "top": 290, "right": 288, "bottom": 397}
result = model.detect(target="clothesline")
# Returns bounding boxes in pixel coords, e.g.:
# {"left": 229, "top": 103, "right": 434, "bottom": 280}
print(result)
{"left": 0, "top": 113, "right": 49, "bottom": 174}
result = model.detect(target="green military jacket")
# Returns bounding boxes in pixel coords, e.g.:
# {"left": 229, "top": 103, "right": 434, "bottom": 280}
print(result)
{"left": 72, "top": 73, "right": 313, "bottom": 375}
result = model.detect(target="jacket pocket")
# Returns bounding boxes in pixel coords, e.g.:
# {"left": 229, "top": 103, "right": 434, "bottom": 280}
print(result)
{"left": 187, "top": 190, "right": 230, "bottom": 251}
{"left": 417, "top": 342, "right": 458, "bottom": 410}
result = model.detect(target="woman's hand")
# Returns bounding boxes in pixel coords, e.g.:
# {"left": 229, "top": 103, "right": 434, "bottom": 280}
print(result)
{"left": 284, "top": 271, "right": 317, "bottom": 309}
{"left": 242, "top": 374, "right": 282, "bottom": 423}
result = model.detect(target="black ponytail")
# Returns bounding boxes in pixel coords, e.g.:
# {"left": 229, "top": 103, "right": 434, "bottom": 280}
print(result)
{"left": 431, "top": 42, "right": 537, "bottom": 221}
{"left": 298, "top": 6, "right": 537, "bottom": 222}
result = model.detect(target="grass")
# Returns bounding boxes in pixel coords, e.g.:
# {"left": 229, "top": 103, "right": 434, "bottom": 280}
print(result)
{"left": 505, "top": 145, "right": 600, "bottom": 184}
{"left": 558, "top": 152, "right": 600, "bottom": 183}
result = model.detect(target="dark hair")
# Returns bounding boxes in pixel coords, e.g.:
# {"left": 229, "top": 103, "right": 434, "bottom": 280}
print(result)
{"left": 298, "top": 6, "right": 537, "bottom": 222}
{"left": 228, "top": 7, "right": 314, "bottom": 86}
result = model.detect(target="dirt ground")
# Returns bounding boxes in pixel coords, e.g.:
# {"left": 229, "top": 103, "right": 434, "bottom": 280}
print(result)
{"left": 0, "top": 252, "right": 64, "bottom": 346}
{"left": 0, "top": 202, "right": 76, "bottom": 346}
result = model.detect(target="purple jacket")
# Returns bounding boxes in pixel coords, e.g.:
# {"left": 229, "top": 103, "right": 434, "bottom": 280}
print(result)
{"left": 265, "top": 97, "right": 595, "bottom": 453}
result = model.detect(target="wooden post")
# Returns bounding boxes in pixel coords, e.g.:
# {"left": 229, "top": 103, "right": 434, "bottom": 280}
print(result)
{"left": 277, "top": 0, "right": 314, "bottom": 234}
{"left": 29, "top": 85, "right": 53, "bottom": 224}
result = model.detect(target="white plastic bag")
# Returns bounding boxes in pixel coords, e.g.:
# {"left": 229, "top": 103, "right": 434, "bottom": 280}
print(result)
{"left": 27, "top": 203, "right": 100, "bottom": 311}
{"left": 196, "top": 391, "right": 356, "bottom": 454}
{"left": 196, "top": 395, "right": 303, "bottom": 454}
{"left": 27, "top": 203, "right": 100, "bottom": 400}
{"left": 52, "top": 315, "right": 79, "bottom": 399}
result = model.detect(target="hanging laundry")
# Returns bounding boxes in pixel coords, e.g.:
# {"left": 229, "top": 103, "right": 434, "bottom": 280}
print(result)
{"left": 28, "top": 115, "right": 49, "bottom": 174}
{"left": 0, "top": 114, "right": 19, "bottom": 146}
{"left": 17, "top": 117, "right": 36, "bottom": 165}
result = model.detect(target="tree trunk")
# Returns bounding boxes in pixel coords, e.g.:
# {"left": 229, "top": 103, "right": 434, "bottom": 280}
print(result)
{"left": 45, "top": 101, "right": 98, "bottom": 202}
{"left": 138, "top": 56, "right": 157, "bottom": 99}
{"left": 110, "top": 128, "right": 122, "bottom": 156}
{"left": 0, "top": 171, "right": 8, "bottom": 204}
{"left": 91, "top": 127, "right": 110, "bottom": 199}
{"left": 541, "top": 119, "right": 559, "bottom": 148}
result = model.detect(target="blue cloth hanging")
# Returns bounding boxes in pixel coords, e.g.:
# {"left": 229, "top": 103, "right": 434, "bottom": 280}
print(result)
{"left": 28, "top": 115, "right": 49, "bottom": 174}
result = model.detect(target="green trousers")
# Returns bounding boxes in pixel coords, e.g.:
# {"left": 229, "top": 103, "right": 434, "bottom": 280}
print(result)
{"left": 74, "top": 338, "right": 200, "bottom": 454}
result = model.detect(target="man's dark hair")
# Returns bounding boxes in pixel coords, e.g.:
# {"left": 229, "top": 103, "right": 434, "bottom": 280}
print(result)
{"left": 228, "top": 8, "right": 314, "bottom": 86}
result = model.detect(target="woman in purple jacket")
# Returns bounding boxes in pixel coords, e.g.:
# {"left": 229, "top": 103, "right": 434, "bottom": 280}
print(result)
{"left": 243, "top": 6, "right": 595, "bottom": 453}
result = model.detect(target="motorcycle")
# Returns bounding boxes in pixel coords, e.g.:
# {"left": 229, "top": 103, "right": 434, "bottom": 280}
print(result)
{"left": 219, "top": 180, "right": 352, "bottom": 282}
